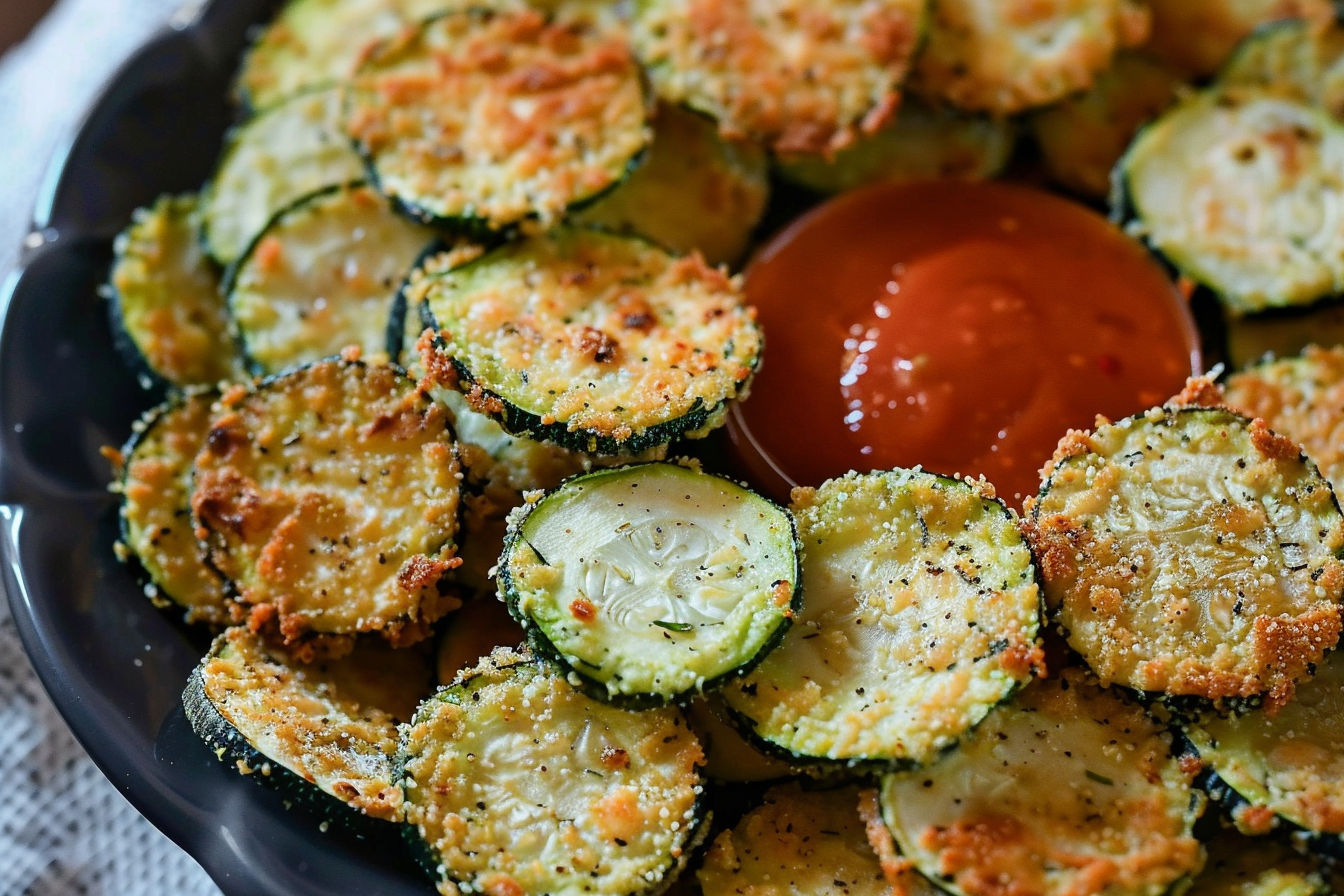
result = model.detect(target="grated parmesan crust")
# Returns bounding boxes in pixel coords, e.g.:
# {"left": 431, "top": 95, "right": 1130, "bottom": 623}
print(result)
{"left": 913, "top": 0, "right": 1150, "bottom": 115}
{"left": 630, "top": 0, "right": 925, "bottom": 156}
{"left": 1028, "top": 406, "right": 1344, "bottom": 709}
{"left": 345, "top": 7, "right": 649, "bottom": 231}
{"left": 191, "top": 360, "right": 463, "bottom": 654}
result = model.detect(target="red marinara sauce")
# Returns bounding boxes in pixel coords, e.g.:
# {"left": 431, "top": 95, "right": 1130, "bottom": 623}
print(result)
{"left": 728, "top": 179, "right": 1201, "bottom": 506}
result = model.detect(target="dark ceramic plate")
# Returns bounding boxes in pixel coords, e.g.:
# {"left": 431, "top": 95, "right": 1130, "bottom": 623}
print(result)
{"left": 0, "top": 3, "right": 429, "bottom": 893}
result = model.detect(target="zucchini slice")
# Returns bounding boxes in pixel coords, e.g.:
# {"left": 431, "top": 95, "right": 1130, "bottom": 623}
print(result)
{"left": 628, "top": 0, "right": 925, "bottom": 156}
{"left": 106, "top": 193, "right": 239, "bottom": 388}
{"left": 1219, "top": 18, "right": 1344, "bottom": 118}
{"left": 1183, "top": 646, "right": 1344, "bottom": 857}
{"left": 233, "top": 0, "right": 449, "bottom": 111}
{"left": 912, "top": 0, "right": 1151, "bottom": 115}
{"left": 113, "top": 389, "right": 231, "bottom": 626}
{"left": 1117, "top": 85, "right": 1344, "bottom": 315}
{"left": 574, "top": 102, "right": 770, "bottom": 267}
{"left": 1224, "top": 344, "right": 1344, "bottom": 497}
{"left": 879, "top": 669, "right": 1206, "bottom": 896}
{"left": 226, "top": 183, "right": 436, "bottom": 375}
{"left": 184, "top": 626, "right": 433, "bottom": 827}
{"left": 416, "top": 227, "right": 762, "bottom": 454}
{"left": 202, "top": 87, "right": 365, "bottom": 267}
{"left": 1027, "top": 404, "right": 1344, "bottom": 711}
{"left": 1144, "top": 0, "right": 1335, "bottom": 80}
{"left": 1185, "top": 827, "right": 1328, "bottom": 896}
{"left": 399, "top": 647, "right": 707, "bottom": 896}
{"left": 344, "top": 7, "right": 649, "bottom": 231}
{"left": 721, "top": 469, "right": 1043, "bottom": 769}
{"left": 191, "top": 359, "right": 463, "bottom": 655}
{"left": 774, "top": 97, "right": 1016, "bottom": 195}
{"left": 499, "top": 461, "right": 801, "bottom": 705}
{"left": 697, "top": 783, "right": 893, "bottom": 896}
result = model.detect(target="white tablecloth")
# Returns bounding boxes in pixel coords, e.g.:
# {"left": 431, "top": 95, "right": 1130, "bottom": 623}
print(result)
{"left": 0, "top": 1, "right": 221, "bottom": 892}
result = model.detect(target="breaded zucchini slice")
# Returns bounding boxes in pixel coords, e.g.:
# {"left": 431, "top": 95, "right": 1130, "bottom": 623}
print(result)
{"left": 191, "top": 360, "right": 463, "bottom": 654}
{"left": 721, "top": 469, "right": 1043, "bottom": 769}
{"left": 697, "top": 783, "right": 894, "bottom": 896}
{"left": 912, "top": 0, "right": 1150, "bottom": 115}
{"left": 399, "top": 648, "right": 707, "bottom": 896}
{"left": 1030, "top": 52, "right": 1185, "bottom": 200}
{"left": 880, "top": 670, "right": 1206, "bottom": 896}
{"left": 1220, "top": 18, "right": 1344, "bottom": 118}
{"left": 184, "top": 626, "right": 433, "bottom": 828}
{"left": 233, "top": 0, "right": 449, "bottom": 111}
{"left": 628, "top": 0, "right": 926, "bottom": 156}
{"left": 775, "top": 97, "right": 1015, "bottom": 195}
{"left": 1027, "top": 404, "right": 1344, "bottom": 711}
{"left": 226, "top": 183, "right": 435, "bottom": 375}
{"left": 416, "top": 227, "right": 762, "bottom": 454}
{"left": 202, "top": 87, "right": 365, "bottom": 267}
{"left": 1143, "top": 0, "right": 1334, "bottom": 80}
{"left": 574, "top": 102, "right": 770, "bottom": 267}
{"left": 499, "top": 461, "right": 801, "bottom": 705}
{"left": 1225, "top": 344, "right": 1344, "bottom": 496}
{"left": 112, "top": 390, "right": 231, "bottom": 626}
{"left": 106, "top": 193, "right": 239, "bottom": 389}
{"left": 1117, "top": 85, "right": 1344, "bottom": 315}
{"left": 345, "top": 7, "right": 649, "bottom": 232}
{"left": 1184, "top": 646, "right": 1344, "bottom": 858}
{"left": 1185, "top": 826, "right": 1329, "bottom": 896}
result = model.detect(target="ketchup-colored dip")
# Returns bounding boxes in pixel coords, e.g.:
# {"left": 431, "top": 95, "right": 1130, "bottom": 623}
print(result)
{"left": 728, "top": 180, "right": 1201, "bottom": 506}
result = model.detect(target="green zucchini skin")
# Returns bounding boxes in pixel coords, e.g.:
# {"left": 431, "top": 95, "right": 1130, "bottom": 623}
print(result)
{"left": 498, "top": 461, "right": 802, "bottom": 708}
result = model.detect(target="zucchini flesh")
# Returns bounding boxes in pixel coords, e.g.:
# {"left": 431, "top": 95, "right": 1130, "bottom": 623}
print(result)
{"left": 184, "top": 626, "right": 431, "bottom": 825}
{"left": 1144, "top": 0, "right": 1335, "bottom": 80}
{"left": 227, "top": 183, "right": 436, "bottom": 376}
{"left": 203, "top": 87, "right": 365, "bottom": 267}
{"left": 107, "top": 193, "right": 238, "bottom": 388}
{"left": 345, "top": 7, "right": 649, "bottom": 231}
{"left": 912, "top": 0, "right": 1151, "bottom": 115}
{"left": 399, "top": 648, "right": 706, "bottom": 896}
{"left": 1224, "top": 344, "right": 1344, "bottom": 497}
{"left": 191, "top": 360, "right": 463, "bottom": 654}
{"left": 1028, "top": 405, "right": 1344, "bottom": 710}
{"left": 879, "top": 670, "right": 1205, "bottom": 896}
{"left": 415, "top": 227, "right": 762, "bottom": 454}
{"left": 1184, "top": 646, "right": 1344, "bottom": 853}
{"left": 721, "top": 469, "right": 1042, "bottom": 769}
{"left": 115, "top": 390, "right": 231, "bottom": 626}
{"left": 629, "top": 0, "right": 925, "bottom": 156}
{"left": 500, "top": 461, "right": 801, "bottom": 705}
{"left": 574, "top": 102, "right": 770, "bottom": 267}
{"left": 697, "top": 783, "right": 893, "bottom": 896}
{"left": 1118, "top": 86, "right": 1344, "bottom": 315}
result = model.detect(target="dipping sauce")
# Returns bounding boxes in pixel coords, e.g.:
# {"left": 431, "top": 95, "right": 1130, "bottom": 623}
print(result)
{"left": 729, "top": 180, "right": 1201, "bottom": 505}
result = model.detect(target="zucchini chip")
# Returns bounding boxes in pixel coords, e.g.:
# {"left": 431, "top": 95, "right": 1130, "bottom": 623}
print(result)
{"left": 880, "top": 670, "right": 1206, "bottom": 896}
{"left": 399, "top": 648, "right": 706, "bottom": 896}
{"left": 697, "top": 783, "right": 894, "bottom": 896}
{"left": 233, "top": 0, "right": 448, "bottom": 111}
{"left": 203, "top": 87, "right": 365, "bottom": 267}
{"left": 1030, "top": 52, "right": 1184, "bottom": 201}
{"left": 1185, "top": 827, "right": 1328, "bottom": 896}
{"left": 191, "top": 360, "right": 463, "bottom": 654}
{"left": 721, "top": 469, "right": 1043, "bottom": 769}
{"left": 629, "top": 0, "right": 925, "bottom": 156}
{"left": 1220, "top": 18, "right": 1344, "bottom": 118}
{"left": 574, "top": 102, "right": 770, "bottom": 267}
{"left": 1225, "top": 344, "right": 1344, "bottom": 496}
{"left": 499, "top": 462, "right": 801, "bottom": 705}
{"left": 227, "top": 183, "right": 436, "bottom": 375}
{"left": 184, "top": 626, "right": 433, "bottom": 827}
{"left": 1184, "top": 647, "right": 1344, "bottom": 857}
{"left": 1144, "top": 0, "right": 1334, "bottom": 80}
{"left": 912, "top": 0, "right": 1151, "bottom": 115}
{"left": 1028, "top": 405, "right": 1344, "bottom": 710}
{"left": 1117, "top": 85, "right": 1344, "bottom": 315}
{"left": 416, "top": 227, "right": 762, "bottom": 454}
{"left": 107, "top": 193, "right": 238, "bottom": 388}
{"left": 345, "top": 7, "right": 649, "bottom": 231}
{"left": 775, "top": 97, "right": 1015, "bottom": 195}
{"left": 114, "top": 390, "right": 231, "bottom": 626}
